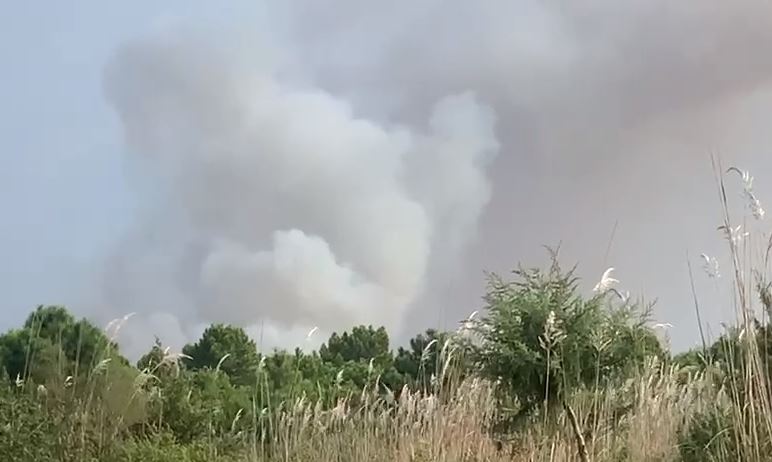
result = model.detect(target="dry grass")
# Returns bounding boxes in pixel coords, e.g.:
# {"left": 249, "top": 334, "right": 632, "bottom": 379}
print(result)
{"left": 262, "top": 379, "right": 501, "bottom": 461}
{"left": 243, "top": 357, "right": 730, "bottom": 461}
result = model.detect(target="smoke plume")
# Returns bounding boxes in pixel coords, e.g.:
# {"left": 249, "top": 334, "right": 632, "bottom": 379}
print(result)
{"left": 101, "top": 33, "right": 498, "bottom": 357}
{"left": 99, "top": 2, "right": 772, "bottom": 356}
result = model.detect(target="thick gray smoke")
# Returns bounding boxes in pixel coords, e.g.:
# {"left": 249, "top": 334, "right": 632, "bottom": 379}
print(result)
{"left": 100, "top": 2, "right": 772, "bottom": 356}
{"left": 272, "top": 1, "right": 772, "bottom": 347}
{"left": 101, "top": 33, "right": 498, "bottom": 357}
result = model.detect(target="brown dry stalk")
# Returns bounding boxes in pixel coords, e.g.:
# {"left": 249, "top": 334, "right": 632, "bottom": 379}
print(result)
{"left": 564, "top": 400, "right": 590, "bottom": 462}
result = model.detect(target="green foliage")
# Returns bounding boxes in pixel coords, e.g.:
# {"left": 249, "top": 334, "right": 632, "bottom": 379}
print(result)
{"left": 320, "top": 325, "right": 391, "bottom": 366}
{"left": 0, "top": 386, "right": 58, "bottom": 462}
{"left": 395, "top": 329, "right": 443, "bottom": 380}
{"left": 26, "top": 305, "right": 122, "bottom": 372}
{"left": 470, "top": 256, "right": 663, "bottom": 423}
{"left": 678, "top": 406, "right": 736, "bottom": 462}
{"left": 23, "top": 305, "right": 75, "bottom": 339}
{"left": 318, "top": 325, "right": 408, "bottom": 395}
{"left": 674, "top": 348, "right": 708, "bottom": 368}
{"left": 137, "top": 337, "right": 165, "bottom": 371}
{"left": 146, "top": 368, "right": 251, "bottom": 444}
{"left": 182, "top": 324, "right": 261, "bottom": 387}
{"left": 0, "top": 305, "right": 126, "bottom": 385}
{"left": 394, "top": 329, "right": 459, "bottom": 391}
{"left": 0, "top": 328, "right": 60, "bottom": 384}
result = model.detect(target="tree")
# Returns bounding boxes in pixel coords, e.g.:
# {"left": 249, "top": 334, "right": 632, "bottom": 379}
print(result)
{"left": 0, "top": 329, "right": 60, "bottom": 384}
{"left": 137, "top": 337, "right": 166, "bottom": 372}
{"left": 395, "top": 328, "right": 451, "bottom": 390}
{"left": 144, "top": 368, "right": 251, "bottom": 443}
{"left": 319, "top": 325, "right": 391, "bottom": 366}
{"left": 23, "top": 305, "right": 74, "bottom": 340}
{"left": 182, "top": 324, "right": 261, "bottom": 387}
{"left": 137, "top": 337, "right": 184, "bottom": 382}
{"left": 25, "top": 305, "right": 124, "bottom": 371}
{"left": 470, "top": 256, "right": 663, "bottom": 425}
{"left": 0, "top": 305, "right": 124, "bottom": 384}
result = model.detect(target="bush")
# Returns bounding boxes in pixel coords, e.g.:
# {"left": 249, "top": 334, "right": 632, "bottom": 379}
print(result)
{"left": 0, "top": 386, "right": 58, "bottom": 462}
{"left": 468, "top": 253, "right": 664, "bottom": 428}
{"left": 679, "top": 406, "right": 736, "bottom": 462}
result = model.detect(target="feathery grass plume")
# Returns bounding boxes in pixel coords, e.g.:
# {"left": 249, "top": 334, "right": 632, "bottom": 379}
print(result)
{"left": 538, "top": 311, "right": 566, "bottom": 352}
{"left": 652, "top": 323, "right": 673, "bottom": 348}
{"left": 457, "top": 310, "right": 479, "bottom": 336}
{"left": 751, "top": 196, "right": 765, "bottom": 220}
{"left": 161, "top": 351, "right": 192, "bottom": 365}
{"left": 701, "top": 253, "right": 721, "bottom": 278}
{"left": 132, "top": 370, "right": 156, "bottom": 391}
{"left": 538, "top": 310, "right": 566, "bottom": 422}
{"left": 91, "top": 358, "right": 112, "bottom": 375}
{"left": 728, "top": 166, "right": 765, "bottom": 220}
{"left": 728, "top": 166, "right": 755, "bottom": 190}
{"left": 104, "top": 312, "right": 136, "bottom": 343}
{"left": 230, "top": 408, "right": 244, "bottom": 433}
{"left": 215, "top": 353, "right": 231, "bottom": 373}
{"left": 158, "top": 350, "right": 192, "bottom": 377}
{"left": 718, "top": 224, "right": 749, "bottom": 245}
{"left": 420, "top": 339, "right": 438, "bottom": 367}
{"left": 306, "top": 326, "right": 319, "bottom": 341}
{"left": 593, "top": 267, "right": 619, "bottom": 293}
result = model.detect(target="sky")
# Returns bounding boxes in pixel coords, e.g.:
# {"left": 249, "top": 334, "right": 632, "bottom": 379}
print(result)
{"left": 2, "top": 2, "right": 772, "bottom": 358}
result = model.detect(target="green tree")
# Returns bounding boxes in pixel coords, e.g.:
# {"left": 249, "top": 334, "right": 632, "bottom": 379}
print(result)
{"left": 319, "top": 325, "right": 391, "bottom": 366}
{"left": 0, "top": 306, "right": 124, "bottom": 384}
{"left": 145, "top": 368, "right": 251, "bottom": 444}
{"left": 182, "top": 324, "right": 261, "bottom": 387}
{"left": 0, "top": 329, "right": 60, "bottom": 384}
{"left": 25, "top": 305, "right": 124, "bottom": 372}
{"left": 137, "top": 337, "right": 166, "bottom": 372}
{"left": 137, "top": 337, "right": 184, "bottom": 382}
{"left": 394, "top": 328, "right": 451, "bottom": 389}
{"left": 318, "top": 325, "right": 405, "bottom": 395}
{"left": 470, "top": 256, "right": 663, "bottom": 425}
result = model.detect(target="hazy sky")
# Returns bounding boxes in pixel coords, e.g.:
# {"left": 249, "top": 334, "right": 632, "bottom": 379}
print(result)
{"left": 3, "top": 2, "right": 772, "bottom": 358}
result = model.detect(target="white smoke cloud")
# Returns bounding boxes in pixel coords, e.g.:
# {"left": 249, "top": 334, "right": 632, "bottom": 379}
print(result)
{"left": 100, "top": 33, "right": 498, "bottom": 357}
{"left": 94, "top": 2, "right": 772, "bottom": 357}
{"left": 200, "top": 230, "right": 399, "bottom": 329}
{"left": 270, "top": 1, "right": 772, "bottom": 350}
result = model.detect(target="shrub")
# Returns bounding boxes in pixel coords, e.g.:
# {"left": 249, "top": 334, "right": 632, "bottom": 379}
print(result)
{"left": 468, "top": 252, "right": 664, "bottom": 428}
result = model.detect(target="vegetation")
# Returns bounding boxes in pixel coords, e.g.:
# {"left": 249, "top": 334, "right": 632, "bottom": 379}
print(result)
{"left": 1, "top": 163, "right": 771, "bottom": 461}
